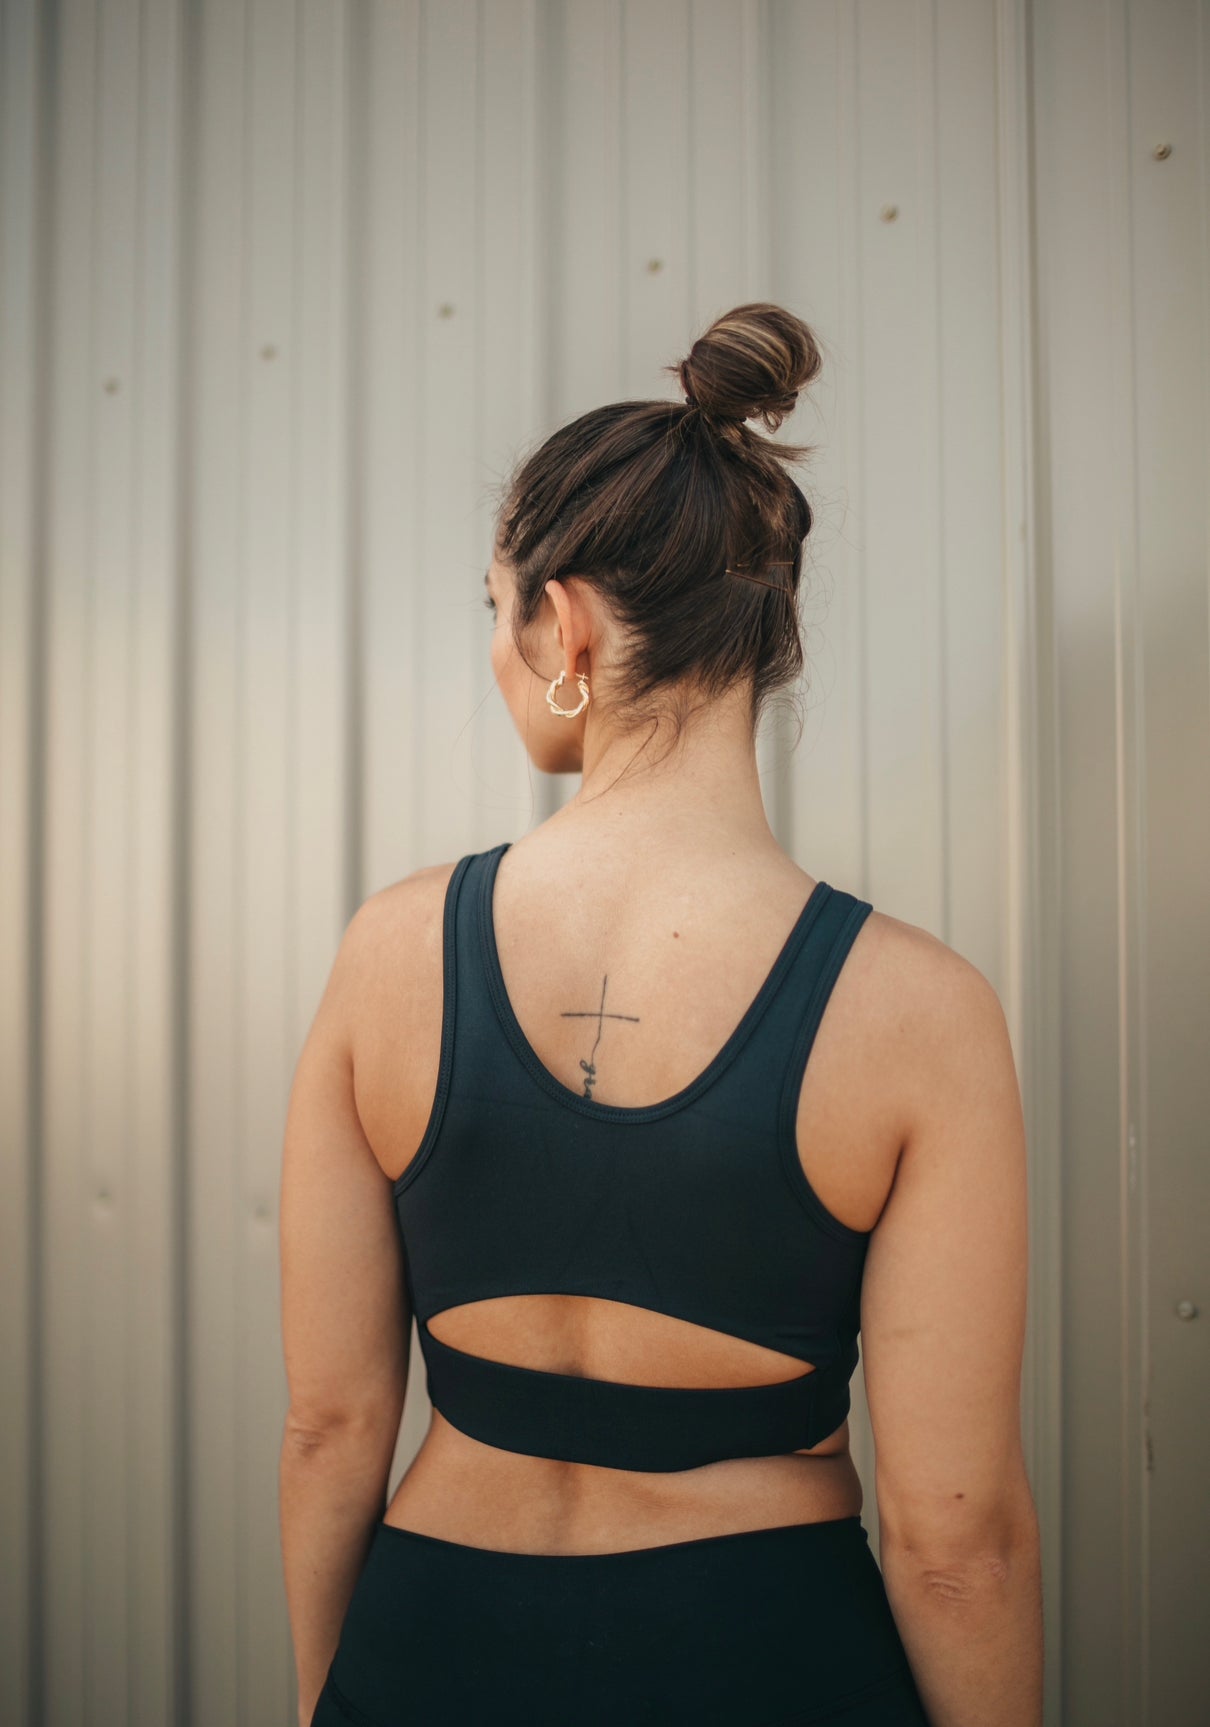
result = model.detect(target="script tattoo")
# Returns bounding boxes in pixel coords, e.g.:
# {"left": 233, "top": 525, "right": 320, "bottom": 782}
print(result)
{"left": 560, "top": 976, "right": 641, "bottom": 1100}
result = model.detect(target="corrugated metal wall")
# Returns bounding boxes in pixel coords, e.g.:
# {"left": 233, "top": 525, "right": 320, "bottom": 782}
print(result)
{"left": 1034, "top": 4, "right": 1210, "bottom": 1725}
{"left": 2, "top": 1, "right": 1206, "bottom": 1724}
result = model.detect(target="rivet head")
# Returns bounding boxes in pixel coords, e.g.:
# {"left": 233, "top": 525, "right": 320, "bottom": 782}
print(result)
{"left": 879, "top": 203, "right": 899, "bottom": 223}
{"left": 1153, "top": 143, "right": 1172, "bottom": 160}
{"left": 1175, "top": 1299, "right": 1198, "bottom": 1321}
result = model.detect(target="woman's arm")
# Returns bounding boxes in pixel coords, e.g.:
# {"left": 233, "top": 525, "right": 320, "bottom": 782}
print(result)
{"left": 860, "top": 941, "right": 1043, "bottom": 1727}
{"left": 279, "top": 900, "right": 411, "bottom": 1725}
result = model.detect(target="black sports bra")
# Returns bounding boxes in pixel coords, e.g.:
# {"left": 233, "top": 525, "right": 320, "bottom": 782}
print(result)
{"left": 395, "top": 841, "right": 875, "bottom": 1474}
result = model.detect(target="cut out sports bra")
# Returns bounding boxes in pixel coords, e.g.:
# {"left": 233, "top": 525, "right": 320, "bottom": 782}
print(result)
{"left": 394, "top": 841, "right": 875, "bottom": 1474}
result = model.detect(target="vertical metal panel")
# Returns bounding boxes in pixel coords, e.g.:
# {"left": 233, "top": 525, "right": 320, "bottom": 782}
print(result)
{"left": 549, "top": 0, "right": 625, "bottom": 416}
{"left": 856, "top": 0, "right": 947, "bottom": 929}
{"left": 1037, "top": 1, "right": 1142, "bottom": 1720}
{"left": 0, "top": 1, "right": 45, "bottom": 1722}
{"left": 412, "top": 3, "right": 483, "bottom": 859}
{"left": 1128, "top": 0, "right": 1210, "bottom": 1717}
{"left": 689, "top": 0, "right": 767, "bottom": 323}
{"left": 117, "top": 0, "right": 188, "bottom": 1717}
{"left": 13, "top": 0, "right": 188, "bottom": 1722}
{"left": 87, "top": 0, "right": 185, "bottom": 1717}
{"left": 933, "top": 0, "right": 1009, "bottom": 976}
{"left": 993, "top": 0, "right": 1062, "bottom": 1719}
{"left": 620, "top": 0, "right": 692, "bottom": 394}
{"left": 358, "top": 0, "right": 422, "bottom": 890}
{"left": 1037, "top": 0, "right": 1210, "bottom": 1717}
{"left": 86, "top": 12, "right": 144, "bottom": 1719}
{"left": 187, "top": 0, "right": 353, "bottom": 1723}
{"left": 768, "top": 1, "right": 865, "bottom": 884}
{"left": 186, "top": 0, "right": 295, "bottom": 1718}
{"left": 184, "top": 0, "right": 246, "bottom": 1710}
{"left": 42, "top": 0, "right": 101, "bottom": 1716}
{"left": 474, "top": 0, "right": 549, "bottom": 828}
{"left": 293, "top": 0, "right": 352, "bottom": 1009}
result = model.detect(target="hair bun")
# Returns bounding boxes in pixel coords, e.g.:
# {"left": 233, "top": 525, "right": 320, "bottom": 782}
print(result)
{"left": 672, "top": 302, "right": 822, "bottom": 433}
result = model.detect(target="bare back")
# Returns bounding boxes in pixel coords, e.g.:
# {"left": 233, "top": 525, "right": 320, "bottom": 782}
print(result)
{"left": 348, "top": 834, "right": 961, "bottom": 1556}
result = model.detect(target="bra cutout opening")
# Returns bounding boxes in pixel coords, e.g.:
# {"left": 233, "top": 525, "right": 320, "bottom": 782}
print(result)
{"left": 424, "top": 1294, "right": 817, "bottom": 1390}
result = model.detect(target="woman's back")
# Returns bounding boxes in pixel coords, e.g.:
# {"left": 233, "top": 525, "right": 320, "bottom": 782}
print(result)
{"left": 350, "top": 821, "right": 963, "bottom": 1557}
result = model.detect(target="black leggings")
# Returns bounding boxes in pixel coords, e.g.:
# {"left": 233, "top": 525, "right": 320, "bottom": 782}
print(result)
{"left": 310, "top": 1514, "right": 930, "bottom": 1725}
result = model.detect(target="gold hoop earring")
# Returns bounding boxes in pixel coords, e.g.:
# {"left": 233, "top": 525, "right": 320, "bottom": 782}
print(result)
{"left": 546, "top": 669, "right": 590, "bottom": 718}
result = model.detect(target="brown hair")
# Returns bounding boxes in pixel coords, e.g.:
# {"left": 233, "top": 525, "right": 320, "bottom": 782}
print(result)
{"left": 494, "top": 302, "right": 825, "bottom": 756}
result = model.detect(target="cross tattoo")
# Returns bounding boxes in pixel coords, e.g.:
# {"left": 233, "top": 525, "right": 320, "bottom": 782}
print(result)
{"left": 560, "top": 976, "right": 641, "bottom": 1100}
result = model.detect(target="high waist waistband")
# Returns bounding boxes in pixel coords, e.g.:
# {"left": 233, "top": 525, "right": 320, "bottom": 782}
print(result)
{"left": 373, "top": 1511, "right": 866, "bottom": 1565}
{"left": 317, "top": 1509, "right": 929, "bottom": 1727}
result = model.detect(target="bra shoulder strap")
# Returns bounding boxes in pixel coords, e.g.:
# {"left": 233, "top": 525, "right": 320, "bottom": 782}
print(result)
{"left": 392, "top": 846, "right": 484, "bottom": 1197}
{"left": 777, "top": 887, "right": 873, "bottom": 1116}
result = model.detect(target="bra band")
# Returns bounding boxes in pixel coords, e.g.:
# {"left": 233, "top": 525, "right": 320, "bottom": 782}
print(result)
{"left": 420, "top": 1316, "right": 859, "bottom": 1472}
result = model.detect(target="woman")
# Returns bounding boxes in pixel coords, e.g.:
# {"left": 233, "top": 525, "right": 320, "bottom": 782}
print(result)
{"left": 280, "top": 303, "right": 1043, "bottom": 1725}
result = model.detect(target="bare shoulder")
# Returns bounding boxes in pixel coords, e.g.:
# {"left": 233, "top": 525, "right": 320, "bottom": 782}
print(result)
{"left": 848, "top": 903, "right": 1016, "bottom": 1140}
{"left": 344, "top": 860, "right": 460, "bottom": 958}
{"left": 789, "top": 896, "right": 1013, "bottom": 1239}
{"left": 330, "top": 863, "right": 461, "bottom": 1058}
{"left": 856, "top": 900, "right": 1004, "bottom": 1019}
{"left": 337, "top": 862, "right": 463, "bottom": 1180}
